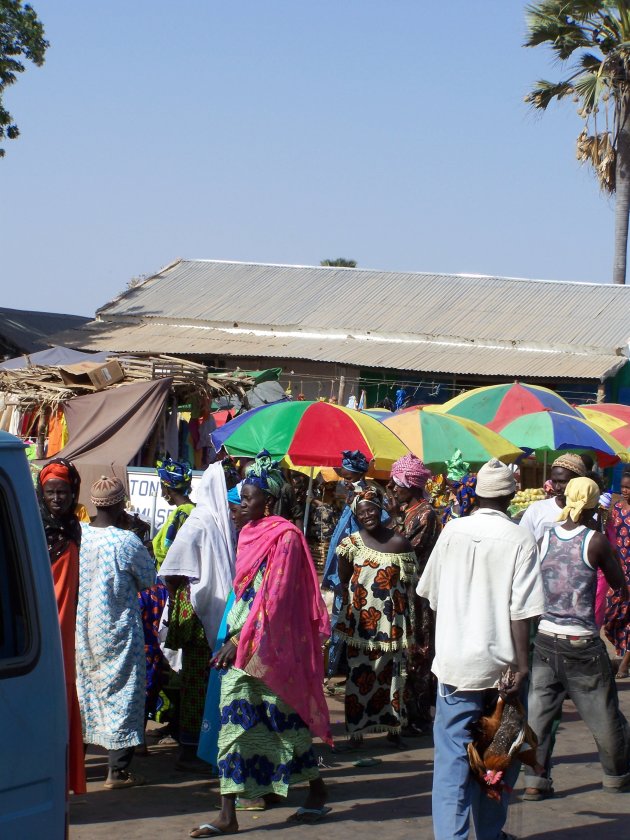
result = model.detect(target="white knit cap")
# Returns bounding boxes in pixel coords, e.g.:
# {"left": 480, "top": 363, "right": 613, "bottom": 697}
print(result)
{"left": 476, "top": 458, "right": 516, "bottom": 499}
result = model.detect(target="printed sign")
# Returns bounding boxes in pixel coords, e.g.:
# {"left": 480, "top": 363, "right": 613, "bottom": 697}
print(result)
{"left": 127, "top": 467, "right": 204, "bottom": 537}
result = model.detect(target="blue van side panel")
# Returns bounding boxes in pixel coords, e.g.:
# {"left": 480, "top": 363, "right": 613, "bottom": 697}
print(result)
{"left": 0, "top": 437, "right": 67, "bottom": 839}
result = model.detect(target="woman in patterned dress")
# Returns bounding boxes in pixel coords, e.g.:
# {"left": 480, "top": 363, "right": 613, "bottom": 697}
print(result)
{"left": 76, "top": 476, "right": 155, "bottom": 789}
{"left": 605, "top": 469, "right": 630, "bottom": 678}
{"left": 190, "top": 454, "right": 331, "bottom": 838}
{"left": 336, "top": 487, "right": 415, "bottom": 748}
{"left": 389, "top": 454, "right": 440, "bottom": 734}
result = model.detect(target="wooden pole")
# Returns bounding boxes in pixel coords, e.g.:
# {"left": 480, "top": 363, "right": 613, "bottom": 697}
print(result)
{"left": 337, "top": 375, "right": 346, "bottom": 406}
{"left": 303, "top": 466, "right": 315, "bottom": 536}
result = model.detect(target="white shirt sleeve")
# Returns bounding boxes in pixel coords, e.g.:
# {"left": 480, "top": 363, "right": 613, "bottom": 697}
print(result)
{"left": 416, "top": 533, "right": 444, "bottom": 610}
{"left": 509, "top": 539, "right": 544, "bottom": 620}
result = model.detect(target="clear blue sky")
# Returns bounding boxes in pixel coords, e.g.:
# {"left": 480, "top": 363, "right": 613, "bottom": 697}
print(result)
{"left": 1, "top": 1, "right": 616, "bottom": 316}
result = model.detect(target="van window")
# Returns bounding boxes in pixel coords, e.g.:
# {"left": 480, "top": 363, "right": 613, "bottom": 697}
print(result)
{"left": 0, "top": 473, "right": 40, "bottom": 675}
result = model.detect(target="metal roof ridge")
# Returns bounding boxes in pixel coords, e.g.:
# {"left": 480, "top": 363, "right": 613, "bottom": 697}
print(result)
{"left": 89, "top": 317, "right": 622, "bottom": 356}
{"left": 176, "top": 258, "right": 619, "bottom": 289}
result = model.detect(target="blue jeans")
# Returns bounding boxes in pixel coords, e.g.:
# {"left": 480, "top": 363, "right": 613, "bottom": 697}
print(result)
{"left": 524, "top": 633, "right": 630, "bottom": 791}
{"left": 433, "top": 685, "right": 519, "bottom": 840}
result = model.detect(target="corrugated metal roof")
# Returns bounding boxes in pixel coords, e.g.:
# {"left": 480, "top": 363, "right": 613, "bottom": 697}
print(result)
{"left": 0, "top": 307, "right": 90, "bottom": 355}
{"left": 97, "top": 260, "right": 630, "bottom": 352}
{"left": 53, "top": 320, "right": 624, "bottom": 380}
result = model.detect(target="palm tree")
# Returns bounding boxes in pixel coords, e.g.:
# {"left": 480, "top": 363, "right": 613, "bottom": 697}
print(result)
{"left": 320, "top": 258, "right": 357, "bottom": 267}
{"left": 525, "top": 2, "right": 630, "bottom": 284}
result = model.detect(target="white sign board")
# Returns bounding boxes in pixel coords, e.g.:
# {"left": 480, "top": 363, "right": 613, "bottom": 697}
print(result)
{"left": 127, "top": 467, "right": 204, "bottom": 537}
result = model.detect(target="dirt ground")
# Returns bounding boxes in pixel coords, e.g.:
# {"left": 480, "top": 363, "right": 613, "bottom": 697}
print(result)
{"left": 69, "top": 676, "right": 630, "bottom": 839}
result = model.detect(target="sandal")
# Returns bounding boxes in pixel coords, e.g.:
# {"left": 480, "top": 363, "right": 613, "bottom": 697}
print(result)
{"left": 104, "top": 770, "right": 146, "bottom": 789}
{"left": 189, "top": 825, "right": 238, "bottom": 837}
{"left": 287, "top": 806, "right": 332, "bottom": 824}
{"left": 523, "top": 787, "right": 554, "bottom": 801}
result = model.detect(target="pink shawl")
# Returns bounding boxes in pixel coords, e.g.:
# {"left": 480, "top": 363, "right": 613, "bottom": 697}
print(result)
{"left": 234, "top": 516, "right": 332, "bottom": 745}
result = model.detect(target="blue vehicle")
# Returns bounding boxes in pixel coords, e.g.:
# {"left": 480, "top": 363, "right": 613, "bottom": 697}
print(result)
{"left": 0, "top": 432, "right": 67, "bottom": 838}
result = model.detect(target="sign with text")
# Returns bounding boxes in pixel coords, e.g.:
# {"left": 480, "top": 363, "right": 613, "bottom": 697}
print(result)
{"left": 127, "top": 467, "right": 204, "bottom": 536}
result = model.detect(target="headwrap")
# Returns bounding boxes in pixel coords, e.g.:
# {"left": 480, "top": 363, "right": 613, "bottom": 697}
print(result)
{"left": 442, "top": 474, "right": 478, "bottom": 523}
{"left": 156, "top": 457, "right": 192, "bottom": 491}
{"left": 221, "top": 456, "right": 240, "bottom": 489}
{"left": 341, "top": 449, "right": 370, "bottom": 475}
{"left": 446, "top": 449, "right": 470, "bottom": 483}
{"left": 37, "top": 458, "right": 82, "bottom": 563}
{"left": 90, "top": 475, "right": 126, "bottom": 507}
{"left": 599, "top": 492, "right": 612, "bottom": 510}
{"left": 476, "top": 458, "right": 517, "bottom": 499}
{"left": 557, "top": 477, "right": 600, "bottom": 523}
{"left": 350, "top": 486, "right": 385, "bottom": 515}
{"left": 243, "top": 451, "right": 285, "bottom": 499}
{"left": 40, "top": 461, "right": 74, "bottom": 486}
{"left": 227, "top": 483, "right": 242, "bottom": 505}
{"left": 551, "top": 453, "right": 587, "bottom": 478}
{"left": 391, "top": 454, "right": 432, "bottom": 489}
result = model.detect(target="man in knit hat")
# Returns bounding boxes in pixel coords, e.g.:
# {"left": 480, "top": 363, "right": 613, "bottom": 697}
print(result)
{"left": 519, "top": 452, "right": 587, "bottom": 541}
{"left": 417, "top": 459, "right": 544, "bottom": 840}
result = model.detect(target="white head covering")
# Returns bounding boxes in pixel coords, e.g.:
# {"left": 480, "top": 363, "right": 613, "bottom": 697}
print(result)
{"left": 476, "top": 458, "right": 517, "bottom": 499}
{"left": 159, "top": 462, "right": 235, "bottom": 647}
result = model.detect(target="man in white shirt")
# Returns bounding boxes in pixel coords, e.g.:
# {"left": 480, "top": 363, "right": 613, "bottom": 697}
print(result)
{"left": 519, "top": 453, "right": 587, "bottom": 541}
{"left": 418, "top": 459, "right": 544, "bottom": 840}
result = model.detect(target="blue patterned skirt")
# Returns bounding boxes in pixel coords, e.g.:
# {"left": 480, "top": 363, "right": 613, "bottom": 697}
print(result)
{"left": 216, "top": 667, "right": 319, "bottom": 798}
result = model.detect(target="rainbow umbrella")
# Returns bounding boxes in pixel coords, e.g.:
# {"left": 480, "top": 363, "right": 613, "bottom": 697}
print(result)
{"left": 495, "top": 410, "right": 628, "bottom": 467}
{"left": 578, "top": 404, "right": 630, "bottom": 448}
{"left": 433, "top": 382, "right": 581, "bottom": 432}
{"left": 211, "top": 401, "right": 408, "bottom": 471}
{"left": 381, "top": 408, "right": 522, "bottom": 469}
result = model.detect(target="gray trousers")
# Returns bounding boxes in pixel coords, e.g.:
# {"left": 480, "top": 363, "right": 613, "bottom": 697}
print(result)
{"left": 108, "top": 746, "right": 135, "bottom": 773}
{"left": 524, "top": 633, "right": 630, "bottom": 791}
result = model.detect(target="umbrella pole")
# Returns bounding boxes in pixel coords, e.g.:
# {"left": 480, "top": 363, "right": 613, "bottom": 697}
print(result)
{"left": 303, "top": 467, "right": 314, "bottom": 536}
{"left": 543, "top": 450, "right": 547, "bottom": 483}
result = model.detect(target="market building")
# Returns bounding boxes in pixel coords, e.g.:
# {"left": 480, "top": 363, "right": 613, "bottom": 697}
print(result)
{"left": 54, "top": 259, "right": 630, "bottom": 407}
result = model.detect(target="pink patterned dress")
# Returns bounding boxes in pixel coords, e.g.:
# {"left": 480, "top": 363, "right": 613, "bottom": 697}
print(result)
{"left": 605, "top": 502, "right": 630, "bottom": 656}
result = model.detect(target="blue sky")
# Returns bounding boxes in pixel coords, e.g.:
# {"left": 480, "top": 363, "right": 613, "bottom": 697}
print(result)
{"left": 1, "top": 1, "right": 616, "bottom": 316}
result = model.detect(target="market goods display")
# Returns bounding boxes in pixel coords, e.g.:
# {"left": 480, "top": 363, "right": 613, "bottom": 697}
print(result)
{"left": 508, "top": 487, "right": 546, "bottom": 517}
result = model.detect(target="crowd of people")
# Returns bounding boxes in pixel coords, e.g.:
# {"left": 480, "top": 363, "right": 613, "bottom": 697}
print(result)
{"left": 36, "top": 442, "right": 630, "bottom": 839}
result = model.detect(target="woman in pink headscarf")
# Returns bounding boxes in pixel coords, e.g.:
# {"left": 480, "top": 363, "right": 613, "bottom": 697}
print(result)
{"left": 190, "top": 454, "right": 331, "bottom": 838}
{"left": 389, "top": 454, "right": 440, "bottom": 735}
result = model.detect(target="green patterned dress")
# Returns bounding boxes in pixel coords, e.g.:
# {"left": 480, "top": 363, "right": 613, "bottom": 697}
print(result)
{"left": 335, "top": 533, "right": 415, "bottom": 735}
{"left": 217, "top": 560, "right": 319, "bottom": 798}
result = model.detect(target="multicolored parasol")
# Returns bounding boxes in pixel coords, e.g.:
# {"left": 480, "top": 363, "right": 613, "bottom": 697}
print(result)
{"left": 433, "top": 382, "right": 581, "bottom": 432}
{"left": 211, "top": 401, "right": 408, "bottom": 470}
{"left": 578, "top": 404, "right": 630, "bottom": 449}
{"left": 495, "top": 410, "right": 628, "bottom": 467}
{"left": 381, "top": 408, "right": 522, "bottom": 468}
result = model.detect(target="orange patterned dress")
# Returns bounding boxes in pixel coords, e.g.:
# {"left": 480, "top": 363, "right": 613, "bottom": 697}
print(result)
{"left": 335, "top": 534, "right": 414, "bottom": 735}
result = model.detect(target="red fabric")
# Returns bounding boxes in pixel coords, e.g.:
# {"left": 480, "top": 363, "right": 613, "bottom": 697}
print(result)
{"left": 40, "top": 462, "right": 72, "bottom": 485}
{"left": 52, "top": 542, "right": 86, "bottom": 794}
{"left": 234, "top": 516, "right": 332, "bottom": 744}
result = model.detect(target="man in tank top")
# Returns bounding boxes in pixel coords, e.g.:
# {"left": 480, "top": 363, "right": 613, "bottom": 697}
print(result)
{"left": 524, "top": 477, "right": 630, "bottom": 799}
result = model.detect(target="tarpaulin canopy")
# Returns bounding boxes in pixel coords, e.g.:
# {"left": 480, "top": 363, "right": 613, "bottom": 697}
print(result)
{"left": 42, "top": 378, "right": 172, "bottom": 511}
{"left": 0, "top": 346, "right": 110, "bottom": 370}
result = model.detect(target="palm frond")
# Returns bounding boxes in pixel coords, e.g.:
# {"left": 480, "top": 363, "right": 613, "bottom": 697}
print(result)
{"left": 525, "top": 78, "right": 575, "bottom": 109}
{"left": 525, "top": 3, "right": 593, "bottom": 58}
{"left": 573, "top": 69, "right": 609, "bottom": 109}
{"left": 579, "top": 50, "right": 603, "bottom": 70}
